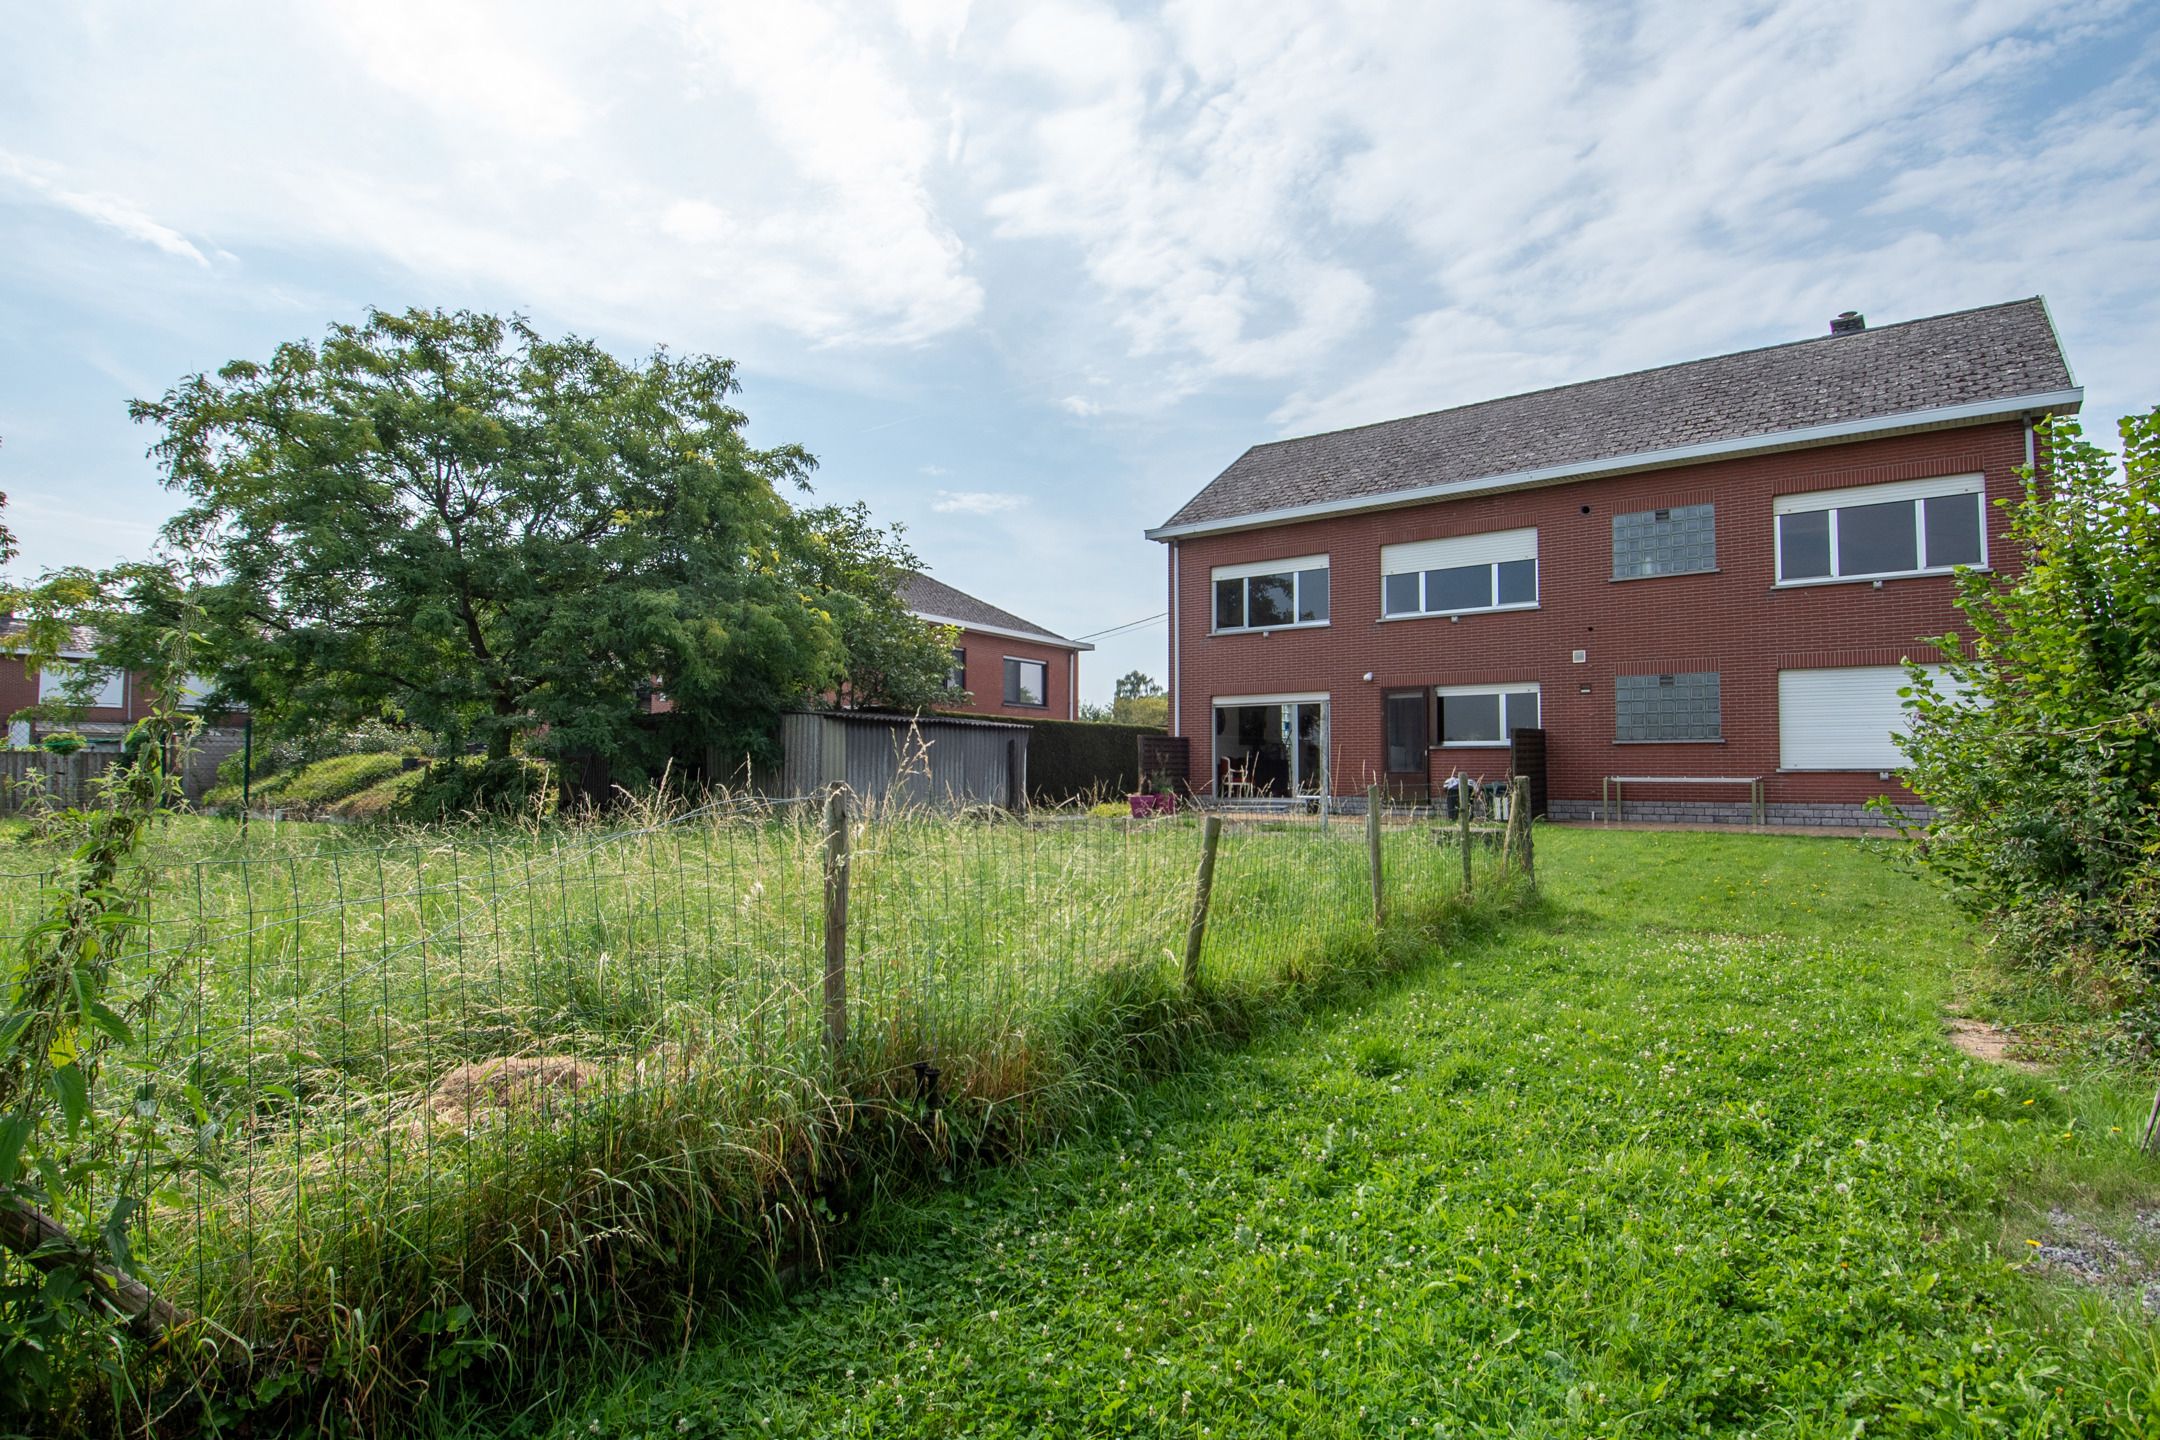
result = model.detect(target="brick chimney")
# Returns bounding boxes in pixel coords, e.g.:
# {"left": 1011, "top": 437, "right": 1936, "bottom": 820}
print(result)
{"left": 1829, "top": 310, "right": 1867, "bottom": 335}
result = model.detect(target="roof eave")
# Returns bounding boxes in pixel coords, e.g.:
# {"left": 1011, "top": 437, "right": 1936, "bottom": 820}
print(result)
{"left": 911, "top": 610, "right": 1095, "bottom": 652}
{"left": 1144, "top": 388, "right": 2083, "bottom": 542}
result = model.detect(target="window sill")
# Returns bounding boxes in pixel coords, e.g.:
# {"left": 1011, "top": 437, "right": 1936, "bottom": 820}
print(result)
{"left": 1001, "top": 701, "right": 1049, "bottom": 710}
{"left": 1610, "top": 568, "right": 1720, "bottom": 583}
{"left": 1209, "top": 620, "right": 1331, "bottom": 637}
{"left": 1772, "top": 566, "right": 1988, "bottom": 590}
{"left": 1777, "top": 766, "right": 1905, "bottom": 774}
{"left": 1376, "top": 604, "right": 1539, "bottom": 623}
{"left": 1612, "top": 738, "right": 1726, "bottom": 745}
{"left": 1436, "top": 741, "right": 1510, "bottom": 749}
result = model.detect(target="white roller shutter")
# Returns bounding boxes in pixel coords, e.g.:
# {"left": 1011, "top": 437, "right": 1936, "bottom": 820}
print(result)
{"left": 1381, "top": 527, "right": 1536, "bottom": 577}
{"left": 1778, "top": 664, "right": 1951, "bottom": 771}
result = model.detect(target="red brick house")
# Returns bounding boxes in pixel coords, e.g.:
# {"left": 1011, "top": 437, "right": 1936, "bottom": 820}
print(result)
{"left": 0, "top": 625, "right": 162, "bottom": 746}
{"left": 897, "top": 572, "right": 1092, "bottom": 722}
{"left": 1146, "top": 299, "right": 2081, "bottom": 825}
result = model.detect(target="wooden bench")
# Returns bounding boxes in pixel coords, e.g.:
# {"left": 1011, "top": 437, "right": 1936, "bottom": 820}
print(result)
{"left": 1602, "top": 775, "right": 1765, "bottom": 826}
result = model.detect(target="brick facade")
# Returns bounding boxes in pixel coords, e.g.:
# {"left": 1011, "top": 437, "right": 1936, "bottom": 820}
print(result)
{"left": 938, "top": 629, "right": 1083, "bottom": 722}
{"left": 0, "top": 654, "right": 159, "bottom": 736}
{"left": 1165, "top": 420, "right": 2033, "bottom": 824}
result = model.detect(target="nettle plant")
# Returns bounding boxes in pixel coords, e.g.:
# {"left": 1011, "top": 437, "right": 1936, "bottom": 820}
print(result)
{"left": 0, "top": 627, "right": 219, "bottom": 1415}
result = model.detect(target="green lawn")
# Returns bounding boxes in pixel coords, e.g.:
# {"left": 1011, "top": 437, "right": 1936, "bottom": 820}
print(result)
{"left": 498, "top": 827, "right": 2160, "bottom": 1438}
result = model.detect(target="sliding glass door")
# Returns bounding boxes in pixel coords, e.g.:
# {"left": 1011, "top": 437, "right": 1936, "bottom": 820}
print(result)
{"left": 1211, "top": 696, "right": 1328, "bottom": 798}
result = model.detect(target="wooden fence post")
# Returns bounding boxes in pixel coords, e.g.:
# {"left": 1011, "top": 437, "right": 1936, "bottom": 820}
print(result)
{"left": 1512, "top": 774, "right": 1535, "bottom": 886}
{"left": 1365, "top": 783, "right": 1385, "bottom": 927}
{"left": 822, "top": 785, "right": 850, "bottom": 1061}
{"left": 1458, "top": 777, "right": 1473, "bottom": 899}
{"left": 1182, "top": 814, "right": 1223, "bottom": 996}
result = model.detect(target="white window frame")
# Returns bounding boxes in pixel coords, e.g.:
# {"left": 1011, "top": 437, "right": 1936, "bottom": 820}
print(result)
{"left": 1773, "top": 474, "right": 1987, "bottom": 587}
{"left": 1210, "top": 554, "right": 1330, "bottom": 634}
{"left": 1433, "top": 682, "right": 1541, "bottom": 748}
{"left": 37, "top": 663, "right": 126, "bottom": 710}
{"left": 1380, "top": 528, "right": 1539, "bottom": 620}
{"left": 1002, "top": 656, "right": 1048, "bottom": 708}
{"left": 1209, "top": 693, "right": 1331, "bottom": 797}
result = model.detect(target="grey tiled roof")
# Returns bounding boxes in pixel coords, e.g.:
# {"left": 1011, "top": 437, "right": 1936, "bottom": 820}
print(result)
{"left": 897, "top": 572, "right": 1080, "bottom": 647}
{"left": 1159, "top": 298, "right": 2076, "bottom": 532}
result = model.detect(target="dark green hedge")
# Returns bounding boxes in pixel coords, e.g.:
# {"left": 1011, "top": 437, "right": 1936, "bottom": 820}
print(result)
{"left": 940, "top": 713, "right": 1165, "bottom": 804}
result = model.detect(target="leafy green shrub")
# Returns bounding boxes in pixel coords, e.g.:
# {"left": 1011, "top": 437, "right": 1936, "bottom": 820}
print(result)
{"left": 39, "top": 732, "right": 84, "bottom": 756}
{"left": 396, "top": 756, "right": 557, "bottom": 821}
{"left": 1892, "top": 409, "right": 2160, "bottom": 1026}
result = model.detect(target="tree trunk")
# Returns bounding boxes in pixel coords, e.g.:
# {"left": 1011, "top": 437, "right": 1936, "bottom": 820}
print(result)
{"left": 0, "top": 1199, "right": 192, "bottom": 1345}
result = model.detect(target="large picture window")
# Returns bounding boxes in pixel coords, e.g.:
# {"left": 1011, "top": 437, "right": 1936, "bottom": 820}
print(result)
{"left": 1212, "top": 555, "right": 1329, "bottom": 632}
{"left": 1775, "top": 475, "right": 1985, "bottom": 584}
{"left": 1434, "top": 683, "right": 1540, "bottom": 747}
{"left": 1003, "top": 657, "right": 1047, "bottom": 707}
{"left": 1381, "top": 529, "right": 1538, "bottom": 618}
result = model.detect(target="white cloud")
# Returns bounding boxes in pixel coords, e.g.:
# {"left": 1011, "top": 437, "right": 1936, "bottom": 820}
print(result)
{"left": 932, "top": 489, "right": 1025, "bottom": 514}
{"left": 1059, "top": 395, "right": 1102, "bottom": 417}
{"left": 0, "top": 150, "right": 208, "bottom": 265}
{"left": 0, "top": 3, "right": 982, "bottom": 352}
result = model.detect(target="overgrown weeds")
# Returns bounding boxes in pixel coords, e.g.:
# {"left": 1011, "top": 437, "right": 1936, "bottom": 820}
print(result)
{"left": 0, "top": 798, "right": 1515, "bottom": 1435}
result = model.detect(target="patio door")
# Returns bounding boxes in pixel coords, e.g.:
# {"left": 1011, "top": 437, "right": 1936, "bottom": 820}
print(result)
{"left": 1212, "top": 694, "right": 1329, "bottom": 797}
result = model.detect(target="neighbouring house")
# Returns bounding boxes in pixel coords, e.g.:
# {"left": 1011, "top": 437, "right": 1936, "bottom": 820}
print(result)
{"left": 1, "top": 625, "right": 160, "bottom": 746}
{"left": 0, "top": 623, "right": 245, "bottom": 798}
{"left": 1146, "top": 298, "right": 2081, "bottom": 826}
{"left": 898, "top": 572, "right": 1094, "bottom": 722}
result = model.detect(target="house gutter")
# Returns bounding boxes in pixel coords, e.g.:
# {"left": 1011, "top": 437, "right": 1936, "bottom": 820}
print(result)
{"left": 1143, "top": 388, "right": 2085, "bottom": 541}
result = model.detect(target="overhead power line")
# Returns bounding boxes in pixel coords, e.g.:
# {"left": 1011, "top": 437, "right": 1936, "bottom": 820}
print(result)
{"left": 1072, "top": 611, "right": 1167, "bottom": 642}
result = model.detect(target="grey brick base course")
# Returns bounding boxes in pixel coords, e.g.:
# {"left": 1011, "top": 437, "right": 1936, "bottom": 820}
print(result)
{"left": 1547, "top": 798, "right": 1932, "bottom": 829}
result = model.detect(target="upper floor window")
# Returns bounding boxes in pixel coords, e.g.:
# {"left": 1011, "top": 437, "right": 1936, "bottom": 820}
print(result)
{"left": 1003, "top": 657, "right": 1047, "bottom": 708}
{"left": 37, "top": 663, "right": 125, "bottom": 710}
{"left": 1212, "top": 555, "right": 1329, "bottom": 632}
{"left": 945, "top": 647, "right": 967, "bottom": 692}
{"left": 1613, "top": 503, "right": 1715, "bottom": 579}
{"left": 1774, "top": 474, "right": 1985, "bottom": 585}
{"left": 1381, "top": 528, "right": 1538, "bottom": 618}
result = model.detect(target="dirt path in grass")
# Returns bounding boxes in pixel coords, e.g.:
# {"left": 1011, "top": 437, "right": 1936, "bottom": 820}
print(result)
{"left": 489, "top": 830, "right": 2160, "bottom": 1440}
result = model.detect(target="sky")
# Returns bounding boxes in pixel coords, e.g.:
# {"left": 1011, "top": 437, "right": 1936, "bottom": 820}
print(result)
{"left": 2, "top": 0, "right": 2156, "bottom": 705}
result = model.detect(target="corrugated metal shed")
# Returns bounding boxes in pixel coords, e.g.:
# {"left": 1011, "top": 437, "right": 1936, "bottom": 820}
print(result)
{"left": 778, "top": 710, "right": 1028, "bottom": 810}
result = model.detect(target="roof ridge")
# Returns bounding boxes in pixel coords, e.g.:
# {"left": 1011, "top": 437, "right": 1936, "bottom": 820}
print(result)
{"left": 1245, "top": 296, "right": 2049, "bottom": 455}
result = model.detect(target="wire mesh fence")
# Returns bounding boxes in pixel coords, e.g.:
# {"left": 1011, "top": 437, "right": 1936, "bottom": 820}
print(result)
{"left": 0, "top": 784, "right": 1529, "bottom": 1414}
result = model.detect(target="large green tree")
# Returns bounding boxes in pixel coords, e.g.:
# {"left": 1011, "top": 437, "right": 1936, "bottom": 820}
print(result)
{"left": 126, "top": 308, "right": 951, "bottom": 780}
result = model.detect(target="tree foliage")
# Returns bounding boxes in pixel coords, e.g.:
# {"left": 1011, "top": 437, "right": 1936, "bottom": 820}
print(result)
{"left": 127, "top": 308, "right": 949, "bottom": 784}
{"left": 1893, "top": 410, "right": 2160, "bottom": 1024}
{"left": 1109, "top": 670, "right": 1167, "bottom": 728}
